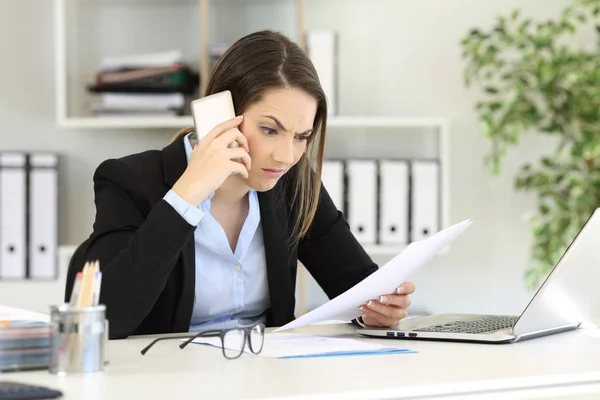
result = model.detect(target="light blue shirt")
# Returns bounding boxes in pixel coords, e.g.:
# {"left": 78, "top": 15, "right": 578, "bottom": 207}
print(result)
{"left": 163, "top": 133, "right": 270, "bottom": 331}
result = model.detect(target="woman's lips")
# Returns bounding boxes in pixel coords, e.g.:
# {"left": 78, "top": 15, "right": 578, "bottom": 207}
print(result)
{"left": 262, "top": 168, "right": 285, "bottom": 178}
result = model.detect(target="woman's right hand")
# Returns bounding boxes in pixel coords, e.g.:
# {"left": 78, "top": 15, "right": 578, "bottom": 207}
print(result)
{"left": 172, "top": 115, "right": 251, "bottom": 206}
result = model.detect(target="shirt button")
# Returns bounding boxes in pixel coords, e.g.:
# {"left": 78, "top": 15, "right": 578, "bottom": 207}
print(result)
{"left": 234, "top": 265, "right": 242, "bottom": 272}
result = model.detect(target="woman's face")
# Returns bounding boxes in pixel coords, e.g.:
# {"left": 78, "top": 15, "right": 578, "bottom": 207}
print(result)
{"left": 239, "top": 87, "right": 318, "bottom": 192}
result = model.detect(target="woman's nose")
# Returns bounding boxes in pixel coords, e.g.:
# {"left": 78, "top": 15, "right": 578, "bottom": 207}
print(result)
{"left": 272, "top": 138, "right": 295, "bottom": 165}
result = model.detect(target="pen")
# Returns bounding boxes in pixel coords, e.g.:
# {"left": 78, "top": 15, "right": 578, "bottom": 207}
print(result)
{"left": 76, "top": 264, "right": 91, "bottom": 308}
{"left": 92, "top": 270, "right": 102, "bottom": 306}
{"left": 77, "top": 261, "right": 97, "bottom": 308}
{"left": 69, "top": 272, "right": 83, "bottom": 306}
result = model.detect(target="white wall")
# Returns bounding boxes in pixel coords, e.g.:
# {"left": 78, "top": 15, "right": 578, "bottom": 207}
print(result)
{"left": 0, "top": 0, "right": 574, "bottom": 315}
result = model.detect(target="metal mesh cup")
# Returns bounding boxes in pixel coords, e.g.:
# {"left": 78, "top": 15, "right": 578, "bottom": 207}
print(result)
{"left": 49, "top": 304, "right": 106, "bottom": 375}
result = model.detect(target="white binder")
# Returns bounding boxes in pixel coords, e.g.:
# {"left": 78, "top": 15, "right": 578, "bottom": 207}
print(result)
{"left": 0, "top": 153, "right": 27, "bottom": 279}
{"left": 411, "top": 160, "right": 440, "bottom": 241}
{"left": 379, "top": 160, "right": 409, "bottom": 245}
{"left": 321, "top": 160, "right": 344, "bottom": 213}
{"left": 29, "top": 153, "right": 59, "bottom": 279}
{"left": 306, "top": 30, "right": 337, "bottom": 115}
{"left": 347, "top": 160, "right": 377, "bottom": 244}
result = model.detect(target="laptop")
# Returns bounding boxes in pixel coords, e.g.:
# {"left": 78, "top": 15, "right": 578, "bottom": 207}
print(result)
{"left": 357, "top": 208, "right": 600, "bottom": 344}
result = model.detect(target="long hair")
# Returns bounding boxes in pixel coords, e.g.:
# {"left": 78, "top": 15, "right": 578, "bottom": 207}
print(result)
{"left": 174, "top": 30, "right": 328, "bottom": 245}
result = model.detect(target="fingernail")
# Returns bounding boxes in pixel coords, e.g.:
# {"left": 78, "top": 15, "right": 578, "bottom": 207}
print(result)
{"left": 379, "top": 295, "right": 389, "bottom": 303}
{"left": 367, "top": 300, "right": 374, "bottom": 308}
{"left": 397, "top": 286, "right": 405, "bottom": 294}
{"left": 359, "top": 306, "right": 366, "bottom": 312}
{"left": 236, "top": 115, "right": 244, "bottom": 119}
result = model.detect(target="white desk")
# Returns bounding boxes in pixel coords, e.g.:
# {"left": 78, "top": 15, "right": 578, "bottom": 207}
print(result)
{"left": 6, "top": 323, "right": 600, "bottom": 400}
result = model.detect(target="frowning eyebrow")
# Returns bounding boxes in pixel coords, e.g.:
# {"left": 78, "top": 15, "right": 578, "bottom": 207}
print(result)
{"left": 261, "top": 115, "right": 313, "bottom": 135}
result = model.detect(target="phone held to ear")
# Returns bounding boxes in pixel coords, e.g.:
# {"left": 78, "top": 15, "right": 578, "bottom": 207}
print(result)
{"left": 190, "top": 90, "right": 239, "bottom": 148}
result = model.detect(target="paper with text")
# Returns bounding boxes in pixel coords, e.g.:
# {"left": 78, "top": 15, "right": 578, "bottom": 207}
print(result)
{"left": 191, "top": 333, "right": 414, "bottom": 358}
{"left": 274, "top": 219, "right": 473, "bottom": 332}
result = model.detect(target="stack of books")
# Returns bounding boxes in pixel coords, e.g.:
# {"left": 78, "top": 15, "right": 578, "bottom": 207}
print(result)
{"left": 0, "top": 320, "right": 50, "bottom": 372}
{"left": 87, "top": 49, "right": 200, "bottom": 117}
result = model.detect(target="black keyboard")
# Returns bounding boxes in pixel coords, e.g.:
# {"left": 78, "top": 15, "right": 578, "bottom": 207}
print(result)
{"left": 414, "top": 315, "right": 519, "bottom": 334}
{"left": 0, "top": 381, "right": 62, "bottom": 400}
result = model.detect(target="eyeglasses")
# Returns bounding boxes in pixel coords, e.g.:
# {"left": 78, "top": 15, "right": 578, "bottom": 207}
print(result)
{"left": 140, "top": 323, "right": 265, "bottom": 359}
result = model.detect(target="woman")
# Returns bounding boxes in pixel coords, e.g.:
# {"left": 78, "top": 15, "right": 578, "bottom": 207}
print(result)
{"left": 82, "top": 30, "right": 415, "bottom": 339}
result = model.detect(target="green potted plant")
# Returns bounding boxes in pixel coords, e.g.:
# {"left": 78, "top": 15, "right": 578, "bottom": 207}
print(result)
{"left": 460, "top": 0, "right": 600, "bottom": 289}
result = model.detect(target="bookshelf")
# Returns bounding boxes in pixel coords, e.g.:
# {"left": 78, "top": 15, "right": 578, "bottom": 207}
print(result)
{"left": 296, "top": 117, "right": 450, "bottom": 315}
{"left": 324, "top": 116, "right": 450, "bottom": 241}
{"left": 53, "top": 0, "right": 305, "bottom": 128}
{"left": 51, "top": 0, "right": 451, "bottom": 316}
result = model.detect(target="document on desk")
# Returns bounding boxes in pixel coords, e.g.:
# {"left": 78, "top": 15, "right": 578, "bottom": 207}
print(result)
{"left": 275, "top": 219, "right": 473, "bottom": 332}
{"left": 191, "top": 333, "right": 415, "bottom": 359}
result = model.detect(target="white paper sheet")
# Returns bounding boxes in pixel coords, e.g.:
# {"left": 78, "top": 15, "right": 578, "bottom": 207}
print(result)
{"left": 0, "top": 305, "right": 49, "bottom": 323}
{"left": 274, "top": 219, "right": 473, "bottom": 332}
{"left": 190, "top": 333, "right": 413, "bottom": 358}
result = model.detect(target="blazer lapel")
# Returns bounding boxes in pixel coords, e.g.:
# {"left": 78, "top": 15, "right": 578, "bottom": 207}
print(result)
{"left": 258, "top": 187, "right": 295, "bottom": 326}
{"left": 161, "top": 134, "right": 197, "bottom": 332}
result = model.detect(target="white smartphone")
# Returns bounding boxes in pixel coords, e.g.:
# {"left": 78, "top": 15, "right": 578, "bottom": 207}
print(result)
{"left": 190, "top": 90, "right": 238, "bottom": 147}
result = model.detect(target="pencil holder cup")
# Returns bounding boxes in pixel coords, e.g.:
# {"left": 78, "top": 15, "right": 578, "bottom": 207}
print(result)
{"left": 48, "top": 304, "right": 107, "bottom": 375}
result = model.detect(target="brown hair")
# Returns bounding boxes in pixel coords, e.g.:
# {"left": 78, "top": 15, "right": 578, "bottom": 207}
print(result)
{"left": 174, "top": 30, "right": 328, "bottom": 245}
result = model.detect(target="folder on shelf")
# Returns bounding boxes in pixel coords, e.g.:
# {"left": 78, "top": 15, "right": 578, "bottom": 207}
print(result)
{"left": 87, "top": 49, "right": 199, "bottom": 117}
{"left": 346, "top": 160, "right": 377, "bottom": 244}
{"left": 321, "top": 160, "right": 345, "bottom": 213}
{"left": 28, "top": 153, "right": 59, "bottom": 280}
{"left": 0, "top": 153, "right": 27, "bottom": 280}
{"left": 100, "top": 49, "right": 184, "bottom": 71}
{"left": 410, "top": 160, "right": 440, "bottom": 242}
{"left": 306, "top": 30, "right": 337, "bottom": 115}
{"left": 379, "top": 160, "right": 409, "bottom": 246}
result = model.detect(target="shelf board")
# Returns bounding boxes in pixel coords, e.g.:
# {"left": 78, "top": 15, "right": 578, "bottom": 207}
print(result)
{"left": 77, "top": 0, "right": 197, "bottom": 3}
{"left": 327, "top": 116, "right": 447, "bottom": 128}
{"left": 57, "top": 115, "right": 447, "bottom": 130}
{"left": 58, "top": 115, "right": 194, "bottom": 129}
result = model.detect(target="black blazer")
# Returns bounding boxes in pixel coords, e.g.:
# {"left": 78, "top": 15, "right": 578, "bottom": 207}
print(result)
{"left": 82, "top": 134, "right": 378, "bottom": 339}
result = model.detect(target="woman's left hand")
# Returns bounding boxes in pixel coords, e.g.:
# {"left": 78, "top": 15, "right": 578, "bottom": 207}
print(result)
{"left": 359, "top": 282, "right": 415, "bottom": 327}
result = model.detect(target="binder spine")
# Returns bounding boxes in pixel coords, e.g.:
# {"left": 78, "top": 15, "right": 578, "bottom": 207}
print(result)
{"left": 436, "top": 158, "right": 442, "bottom": 233}
{"left": 408, "top": 160, "right": 414, "bottom": 244}
{"left": 25, "top": 154, "right": 31, "bottom": 279}
{"left": 343, "top": 160, "right": 349, "bottom": 220}
{"left": 0, "top": 152, "right": 27, "bottom": 280}
{"left": 375, "top": 160, "right": 381, "bottom": 245}
{"left": 28, "top": 153, "right": 59, "bottom": 280}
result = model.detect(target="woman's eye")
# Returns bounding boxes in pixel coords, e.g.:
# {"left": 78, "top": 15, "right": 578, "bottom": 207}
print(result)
{"left": 296, "top": 135, "right": 310, "bottom": 142}
{"left": 261, "top": 126, "right": 276, "bottom": 135}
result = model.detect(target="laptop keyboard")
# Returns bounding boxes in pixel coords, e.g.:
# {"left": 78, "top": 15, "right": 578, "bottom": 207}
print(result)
{"left": 414, "top": 315, "right": 519, "bottom": 334}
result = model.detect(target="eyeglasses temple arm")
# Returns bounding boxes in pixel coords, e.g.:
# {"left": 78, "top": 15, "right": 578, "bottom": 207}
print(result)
{"left": 179, "top": 331, "right": 221, "bottom": 349}
{"left": 141, "top": 335, "right": 196, "bottom": 355}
